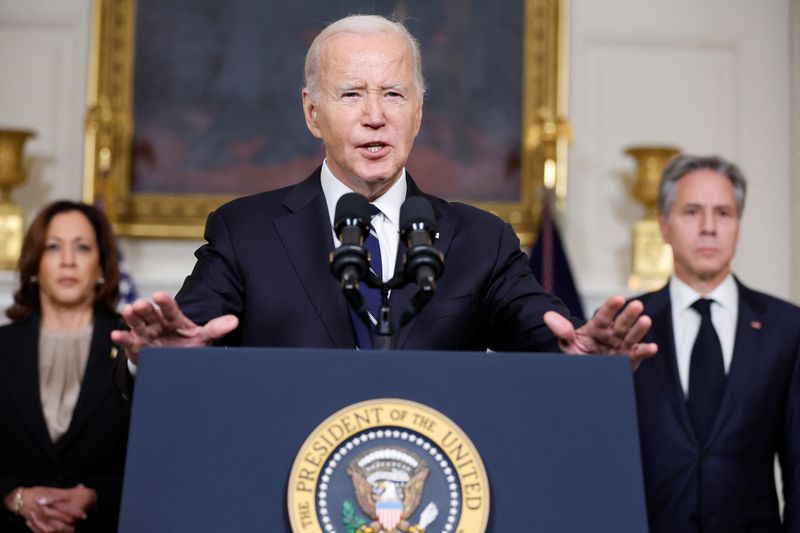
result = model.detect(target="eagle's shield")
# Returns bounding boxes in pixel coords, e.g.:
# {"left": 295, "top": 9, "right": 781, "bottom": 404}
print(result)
{"left": 376, "top": 499, "right": 403, "bottom": 531}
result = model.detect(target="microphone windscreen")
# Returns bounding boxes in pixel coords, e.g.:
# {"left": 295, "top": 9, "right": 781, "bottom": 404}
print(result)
{"left": 334, "top": 192, "right": 372, "bottom": 226}
{"left": 399, "top": 196, "right": 435, "bottom": 229}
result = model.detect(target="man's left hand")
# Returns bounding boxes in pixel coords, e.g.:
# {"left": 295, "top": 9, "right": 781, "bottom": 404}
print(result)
{"left": 544, "top": 295, "right": 657, "bottom": 371}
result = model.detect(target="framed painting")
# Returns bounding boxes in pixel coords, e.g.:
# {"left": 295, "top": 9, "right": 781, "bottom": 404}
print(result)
{"left": 84, "top": 0, "right": 569, "bottom": 245}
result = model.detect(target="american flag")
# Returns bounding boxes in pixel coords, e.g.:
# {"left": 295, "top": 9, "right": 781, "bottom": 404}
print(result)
{"left": 117, "top": 245, "right": 139, "bottom": 308}
{"left": 529, "top": 196, "right": 585, "bottom": 320}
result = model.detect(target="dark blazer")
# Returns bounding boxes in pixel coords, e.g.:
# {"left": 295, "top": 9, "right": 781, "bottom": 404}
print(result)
{"left": 173, "top": 168, "right": 572, "bottom": 351}
{"left": 0, "top": 310, "right": 130, "bottom": 532}
{"left": 633, "top": 280, "right": 800, "bottom": 533}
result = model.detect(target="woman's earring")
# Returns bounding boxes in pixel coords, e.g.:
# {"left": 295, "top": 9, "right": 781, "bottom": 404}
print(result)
{"left": 30, "top": 275, "right": 38, "bottom": 284}
{"left": 97, "top": 276, "right": 105, "bottom": 286}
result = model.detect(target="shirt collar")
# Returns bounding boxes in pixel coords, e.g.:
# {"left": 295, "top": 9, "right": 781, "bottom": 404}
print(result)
{"left": 669, "top": 273, "right": 737, "bottom": 313}
{"left": 319, "top": 159, "right": 407, "bottom": 228}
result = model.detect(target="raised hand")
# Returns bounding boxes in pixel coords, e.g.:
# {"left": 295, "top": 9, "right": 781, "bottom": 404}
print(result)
{"left": 111, "top": 292, "right": 239, "bottom": 364}
{"left": 543, "top": 295, "right": 657, "bottom": 370}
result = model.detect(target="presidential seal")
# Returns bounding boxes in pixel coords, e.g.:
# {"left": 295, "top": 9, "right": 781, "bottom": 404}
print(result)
{"left": 288, "top": 399, "right": 489, "bottom": 533}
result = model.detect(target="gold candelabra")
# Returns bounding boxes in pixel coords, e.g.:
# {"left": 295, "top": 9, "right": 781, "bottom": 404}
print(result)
{"left": 624, "top": 145, "right": 680, "bottom": 291}
{"left": 0, "top": 129, "right": 35, "bottom": 270}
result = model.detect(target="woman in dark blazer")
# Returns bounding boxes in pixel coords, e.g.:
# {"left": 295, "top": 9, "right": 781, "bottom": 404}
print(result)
{"left": 0, "top": 201, "right": 130, "bottom": 533}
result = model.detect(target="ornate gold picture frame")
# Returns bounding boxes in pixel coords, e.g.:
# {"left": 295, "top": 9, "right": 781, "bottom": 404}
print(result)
{"left": 84, "top": 0, "right": 569, "bottom": 245}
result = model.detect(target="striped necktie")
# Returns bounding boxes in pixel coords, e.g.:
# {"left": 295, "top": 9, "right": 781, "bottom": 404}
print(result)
{"left": 350, "top": 205, "right": 382, "bottom": 349}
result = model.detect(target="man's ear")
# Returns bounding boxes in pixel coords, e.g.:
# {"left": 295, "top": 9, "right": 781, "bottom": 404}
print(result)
{"left": 302, "top": 88, "right": 322, "bottom": 139}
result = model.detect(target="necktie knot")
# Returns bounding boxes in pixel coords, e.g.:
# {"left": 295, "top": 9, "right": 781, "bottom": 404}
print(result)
{"left": 691, "top": 298, "right": 714, "bottom": 318}
{"left": 365, "top": 204, "right": 382, "bottom": 237}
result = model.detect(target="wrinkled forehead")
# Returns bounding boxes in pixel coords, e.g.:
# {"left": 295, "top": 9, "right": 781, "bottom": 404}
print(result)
{"left": 319, "top": 31, "right": 414, "bottom": 78}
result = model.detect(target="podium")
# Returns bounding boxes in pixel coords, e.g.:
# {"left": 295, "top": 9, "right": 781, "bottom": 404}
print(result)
{"left": 119, "top": 348, "right": 647, "bottom": 532}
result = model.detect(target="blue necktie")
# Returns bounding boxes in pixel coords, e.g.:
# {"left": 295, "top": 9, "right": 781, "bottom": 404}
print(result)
{"left": 687, "top": 298, "right": 726, "bottom": 445}
{"left": 350, "top": 205, "right": 382, "bottom": 349}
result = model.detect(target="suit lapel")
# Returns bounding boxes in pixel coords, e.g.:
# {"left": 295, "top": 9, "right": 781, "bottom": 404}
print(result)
{"left": 1, "top": 316, "right": 59, "bottom": 462}
{"left": 706, "top": 280, "right": 765, "bottom": 445}
{"left": 646, "top": 287, "right": 697, "bottom": 442}
{"left": 274, "top": 172, "right": 355, "bottom": 348}
{"left": 57, "top": 313, "right": 116, "bottom": 451}
{"left": 392, "top": 178, "right": 454, "bottom": 348}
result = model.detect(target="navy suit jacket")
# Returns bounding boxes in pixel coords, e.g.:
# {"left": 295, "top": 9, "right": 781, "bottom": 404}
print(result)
{"left": 173, "top": 168, "right": 573, "bottom": 352}
{"left": 633, "top": 280, "right": 800, "bottom": 533}
{"left": 0, "top": 310, "right": 130, "bottom": 532}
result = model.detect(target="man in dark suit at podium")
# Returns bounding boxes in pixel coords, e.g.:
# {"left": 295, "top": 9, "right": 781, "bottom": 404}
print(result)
{"left": 633, "top": 154, "right": 800, "bottom": 533}
{"left": 111, "top": 15, "right": 657, "bottom": 374}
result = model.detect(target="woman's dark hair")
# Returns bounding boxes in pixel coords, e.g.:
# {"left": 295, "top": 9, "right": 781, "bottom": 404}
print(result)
{"left": 6, "top": 201, "right": 121, "bottom": 321}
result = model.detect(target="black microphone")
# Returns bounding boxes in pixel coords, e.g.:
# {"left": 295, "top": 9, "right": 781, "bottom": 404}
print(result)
{"left": 400, "top": 196, "right": 444, "bottom": 289}
{"left": 330, "top": 193, "right": 372, "bottom": 291}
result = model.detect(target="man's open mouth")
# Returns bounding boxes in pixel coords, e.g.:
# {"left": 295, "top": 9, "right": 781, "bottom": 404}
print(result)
{"left": 362, "top": 142, "right": 386, "bottom": 153}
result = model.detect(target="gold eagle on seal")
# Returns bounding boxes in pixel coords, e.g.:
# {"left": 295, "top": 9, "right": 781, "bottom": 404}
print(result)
{"left": 347, "top": 446, "right": 440, "bottom": 533}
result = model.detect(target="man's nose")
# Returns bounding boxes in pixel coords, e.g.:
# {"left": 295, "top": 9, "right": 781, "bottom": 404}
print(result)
{"left": 700, "top": 210, "right": 717, "bottom": 233}
{"left": 362, "top": 93, "right": 386, "bottom": 127}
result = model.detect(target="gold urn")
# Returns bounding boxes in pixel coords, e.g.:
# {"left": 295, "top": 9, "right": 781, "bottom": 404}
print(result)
{"left": 0, "top": 129, "right": 35, "bottom": 270}
{"left": 624, "top": 145, "right": 680, "bottom": 291}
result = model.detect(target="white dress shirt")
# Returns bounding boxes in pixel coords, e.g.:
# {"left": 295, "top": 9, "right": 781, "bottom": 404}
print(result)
{"left": 669, "top": 274, "right": 738, "bottom": 397}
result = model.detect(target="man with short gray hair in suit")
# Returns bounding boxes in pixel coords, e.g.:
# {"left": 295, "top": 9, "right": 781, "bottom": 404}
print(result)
{"left": 633, "top": 154, "right": 800, "bottom": 532}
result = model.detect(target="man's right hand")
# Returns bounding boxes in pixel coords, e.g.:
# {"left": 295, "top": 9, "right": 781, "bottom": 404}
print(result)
{"left": 111, "top": 292, "right": 239, "bottom": 365}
